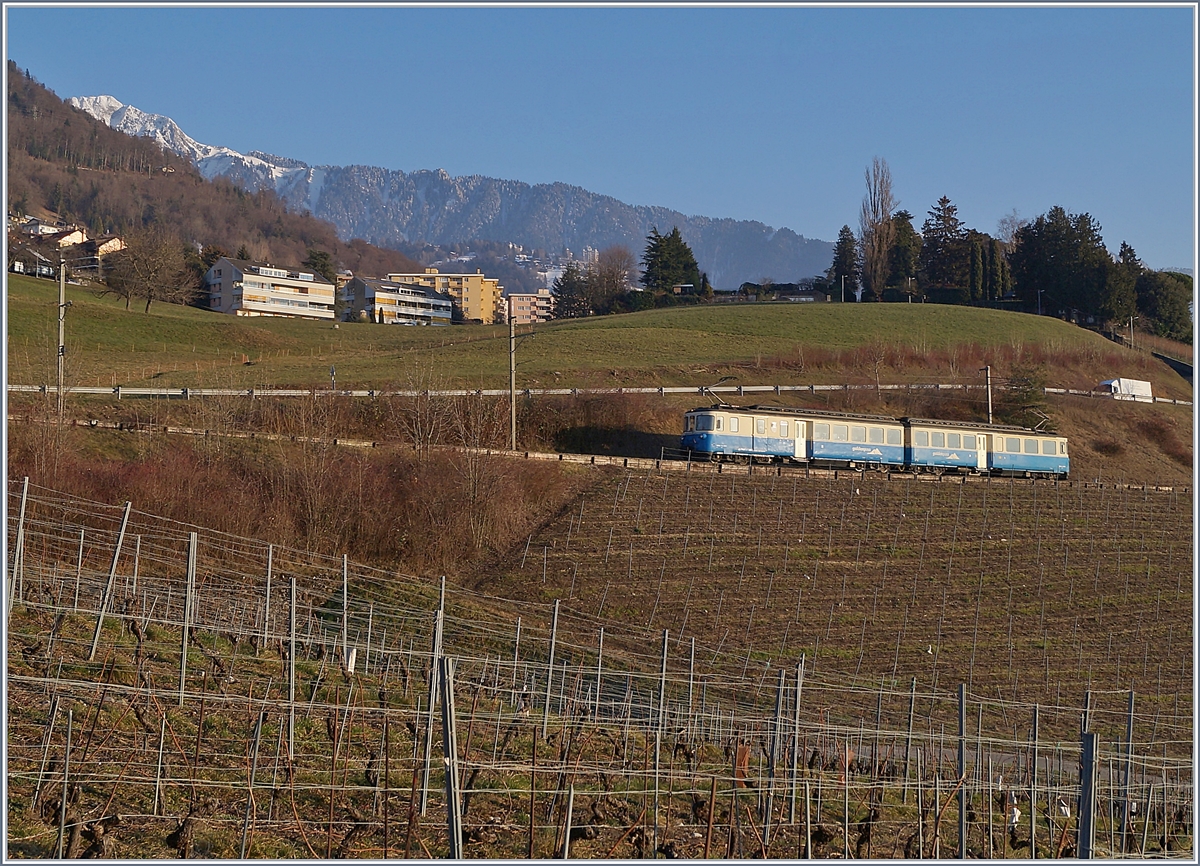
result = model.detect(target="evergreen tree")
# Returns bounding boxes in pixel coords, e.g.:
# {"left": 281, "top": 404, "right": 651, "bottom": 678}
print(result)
{"left": 302, "top": 248, "right": 336, "bottom": 284}
{"left": 919, "top": 196, "right": 968, "bottom": 291}
{"left": 639, "top": 226, "right": 702, "bottom": 295}
{"left": 1098, "top": 241, "right": 1140, "bottom": 324}
{"left": 968, "top": 231, "right": 985, "bottom": 302}
{"left": 1009, "top": 206, "right": 1111, "bottom": 318}
{"left": 552, "top": 262, "right": 591, "bottom": 318}
{"left": 887, "top": 210, "right": 921, "bottom": 296}
{"left": 1136, "top": 270, "right": 1192, "bottom": 343}
{"left": 826, "top": 225, "right": 859, "bottom": 301}
{"left": 986, "top": 237, "right": 1010, "bottom": 302}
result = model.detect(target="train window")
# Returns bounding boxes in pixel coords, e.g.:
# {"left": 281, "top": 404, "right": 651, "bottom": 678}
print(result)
{"left": 813, "top": 423, "right": 829, "bottom": 440}
{"left": 963, "top": 435, "right": 976, "bottom": 450}
{"left": 931, "top": 432, "right": 945, "bottom": 448}
{"left": 914, "top": 430, "right": 929, "bottom": 447}
{"left": 1042, "top": 441, "right": 1056, "bottom": 455}
{"left": 729, "top": 417, "right": 738, "bottom": 432}
{"left": 868, "top": 427, "right": 884, "bottom": 444}
{"left": 756, "top": 419, "right": 766, "bottom": 434}
{"left": 886, "top": 429, "right": 901, "bottom": 446}
{"left": 1005, "top": 437, "right": 1020, "bottom": 453}
{"left": 1060, "top": 441, "right": 1068, "bottom": 455}
{"left": 832, "top": 425, "right": 848, "bottom": 442}
{"left": 780, "top": 421, "right": 788, "bottom": 437}
{"left": 947, "top": 433, "right": 961, "bottom": 448}
{"left": 851, "top": 426, "right": 866, "bottom": 442}
{"left": 697, "top": 415, "right": 713, "bottom": 431}
{"left": 1024, "top": 439, "right": 1038, "bottom": 454}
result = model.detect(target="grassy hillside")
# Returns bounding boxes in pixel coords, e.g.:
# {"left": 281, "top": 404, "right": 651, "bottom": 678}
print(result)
{"left": 6, "top": 274, "right": 1191, "bottom": 399}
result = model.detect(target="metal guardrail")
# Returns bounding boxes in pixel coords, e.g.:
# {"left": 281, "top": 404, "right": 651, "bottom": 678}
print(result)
{"left": 6, "top": 382, "right": 1192, "bottom": 405}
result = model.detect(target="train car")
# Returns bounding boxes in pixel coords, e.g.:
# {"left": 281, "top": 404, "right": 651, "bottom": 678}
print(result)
{"left": 905, "top": 418, "right": 1068, "bottom": 478}
{"left": 986, "top": 428, "right": 1069, "bottom": 477}
{"left": 805, "top": 410, "right": 906, "bottom": 468}
{"left": 681, "top": 404, "right": 800, "bottom": 462}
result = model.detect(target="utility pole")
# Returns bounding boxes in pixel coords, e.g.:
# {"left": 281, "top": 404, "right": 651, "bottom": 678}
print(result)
{"left": 841, "top": 274, "right": 845, "bottom": 304}
{"left": 982, "top": 366, "right": 993, "bottom": 424}
{"left": 509, "top": 316, "right": 517, "bottom": 451}
{"left": 57, "top": 257, "right": 67, "bottom": 423}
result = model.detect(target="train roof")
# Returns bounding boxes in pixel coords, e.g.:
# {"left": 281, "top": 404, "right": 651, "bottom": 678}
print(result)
{"left": 687, "top": 404, "right": 902, "bottom": 424}
{"left": 685, "top": 405, "right": 1063, "bottom": 438}
{"left": 902, "top": 417, "right": 1062, "bottom": 436}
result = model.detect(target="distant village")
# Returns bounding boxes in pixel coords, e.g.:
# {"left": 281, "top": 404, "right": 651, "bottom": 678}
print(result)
{"left": 7, "top": 212, "right": 598, "bottom": 326}
{"left": 9, "top": 214, "right": 831, "bottom": 328}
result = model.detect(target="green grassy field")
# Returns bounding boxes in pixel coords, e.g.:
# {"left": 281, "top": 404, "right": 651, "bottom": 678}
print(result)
{"left": 6, "top": 273, "right": 1128, "bottom": 391}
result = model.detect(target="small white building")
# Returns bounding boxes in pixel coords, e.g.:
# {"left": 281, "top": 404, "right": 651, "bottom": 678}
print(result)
{"left": 204, "top": 257, "right": 335, "bottom": 320}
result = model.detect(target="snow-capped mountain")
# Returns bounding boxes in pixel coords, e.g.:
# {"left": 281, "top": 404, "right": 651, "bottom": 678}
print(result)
{"left": 67, "top": 95, "right": 321, "bottom": 211}
{"left": 69, "top": 95, "right": 833, "bottom": 287}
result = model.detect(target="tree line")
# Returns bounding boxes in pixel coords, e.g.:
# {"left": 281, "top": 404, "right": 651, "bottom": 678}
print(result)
{"left": 553, "top": 227, "right": 714, "bottom": 318}
{"left": 823, "top": 157, "right": 1191, "bottom": 343}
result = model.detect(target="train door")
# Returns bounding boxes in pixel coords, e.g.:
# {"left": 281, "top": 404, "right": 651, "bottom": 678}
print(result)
{"left": 794, "top": 420, "right": 805, "bottom": 459}
{"left": 978, "top": 434, "right": 993, "bottom": 471}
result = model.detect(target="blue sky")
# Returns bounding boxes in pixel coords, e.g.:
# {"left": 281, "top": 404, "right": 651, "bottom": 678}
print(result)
{"left": 5, "top": 4, "right": 1196, "bottom": 270}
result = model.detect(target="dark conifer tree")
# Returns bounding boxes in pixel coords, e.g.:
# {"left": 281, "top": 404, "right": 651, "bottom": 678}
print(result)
{"left": 639, "top": 226, "right": 703, "bottom": 295}
{"left": 552, "top": 262, "right": 592, "bottom": 318}
{"left": 919, "top": 196, "right": 968, "bottom": 291}
{"left": 887, "top": 210, "right": 921, "bottom": 296}
{"left": 826, "top": 225, "right": 859, "bottom": 301}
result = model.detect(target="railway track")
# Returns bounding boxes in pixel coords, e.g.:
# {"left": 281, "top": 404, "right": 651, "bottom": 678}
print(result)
{"left": 9, "top": 414, "right": 1187, "bottom": 494}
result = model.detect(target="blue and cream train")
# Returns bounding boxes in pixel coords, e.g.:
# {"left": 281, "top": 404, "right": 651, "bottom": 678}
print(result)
{"left": 680, "top": 404, "right": 1069, "bottom": 478}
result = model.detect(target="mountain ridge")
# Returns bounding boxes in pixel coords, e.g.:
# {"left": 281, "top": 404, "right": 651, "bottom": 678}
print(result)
{"left": 69, "top": 95, "right": 835, "bottom": 288}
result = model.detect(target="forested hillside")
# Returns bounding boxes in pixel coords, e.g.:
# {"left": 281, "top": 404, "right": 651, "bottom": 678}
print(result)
{"left": 6, "top": 62, "right": 420, "bottom": 276}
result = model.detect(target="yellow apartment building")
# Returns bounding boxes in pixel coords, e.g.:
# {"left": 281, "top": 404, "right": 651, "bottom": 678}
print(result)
{"left": 384, "top": 268, "right": 502, "bottom": 324}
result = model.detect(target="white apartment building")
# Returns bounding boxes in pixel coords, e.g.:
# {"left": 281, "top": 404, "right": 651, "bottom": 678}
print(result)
{"left": 204, "top": 257, "right": 335, "bottom": 320}
{"left": 344, "top": 277, "right": 453, "bottom": 325}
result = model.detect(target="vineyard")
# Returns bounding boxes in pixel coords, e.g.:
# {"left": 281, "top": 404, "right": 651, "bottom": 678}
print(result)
{"left": 4, "top": 462, "right": 1193, "bottom": 859}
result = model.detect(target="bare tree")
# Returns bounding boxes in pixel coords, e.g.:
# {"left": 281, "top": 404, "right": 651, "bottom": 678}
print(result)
{"left": 858, "top": 157, "right": 897, "bottom": 301}
{"left": 996, "top": 209, "right": 1029, "bottom": 255}
{"left": 103, "top": 226, "right": 199, "bottom": 312}
{"left": 388, "top": 362, "right": 455, "bottom": 458}
{"left": 588, "top": 244, "right": 637, "bottom": 311}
